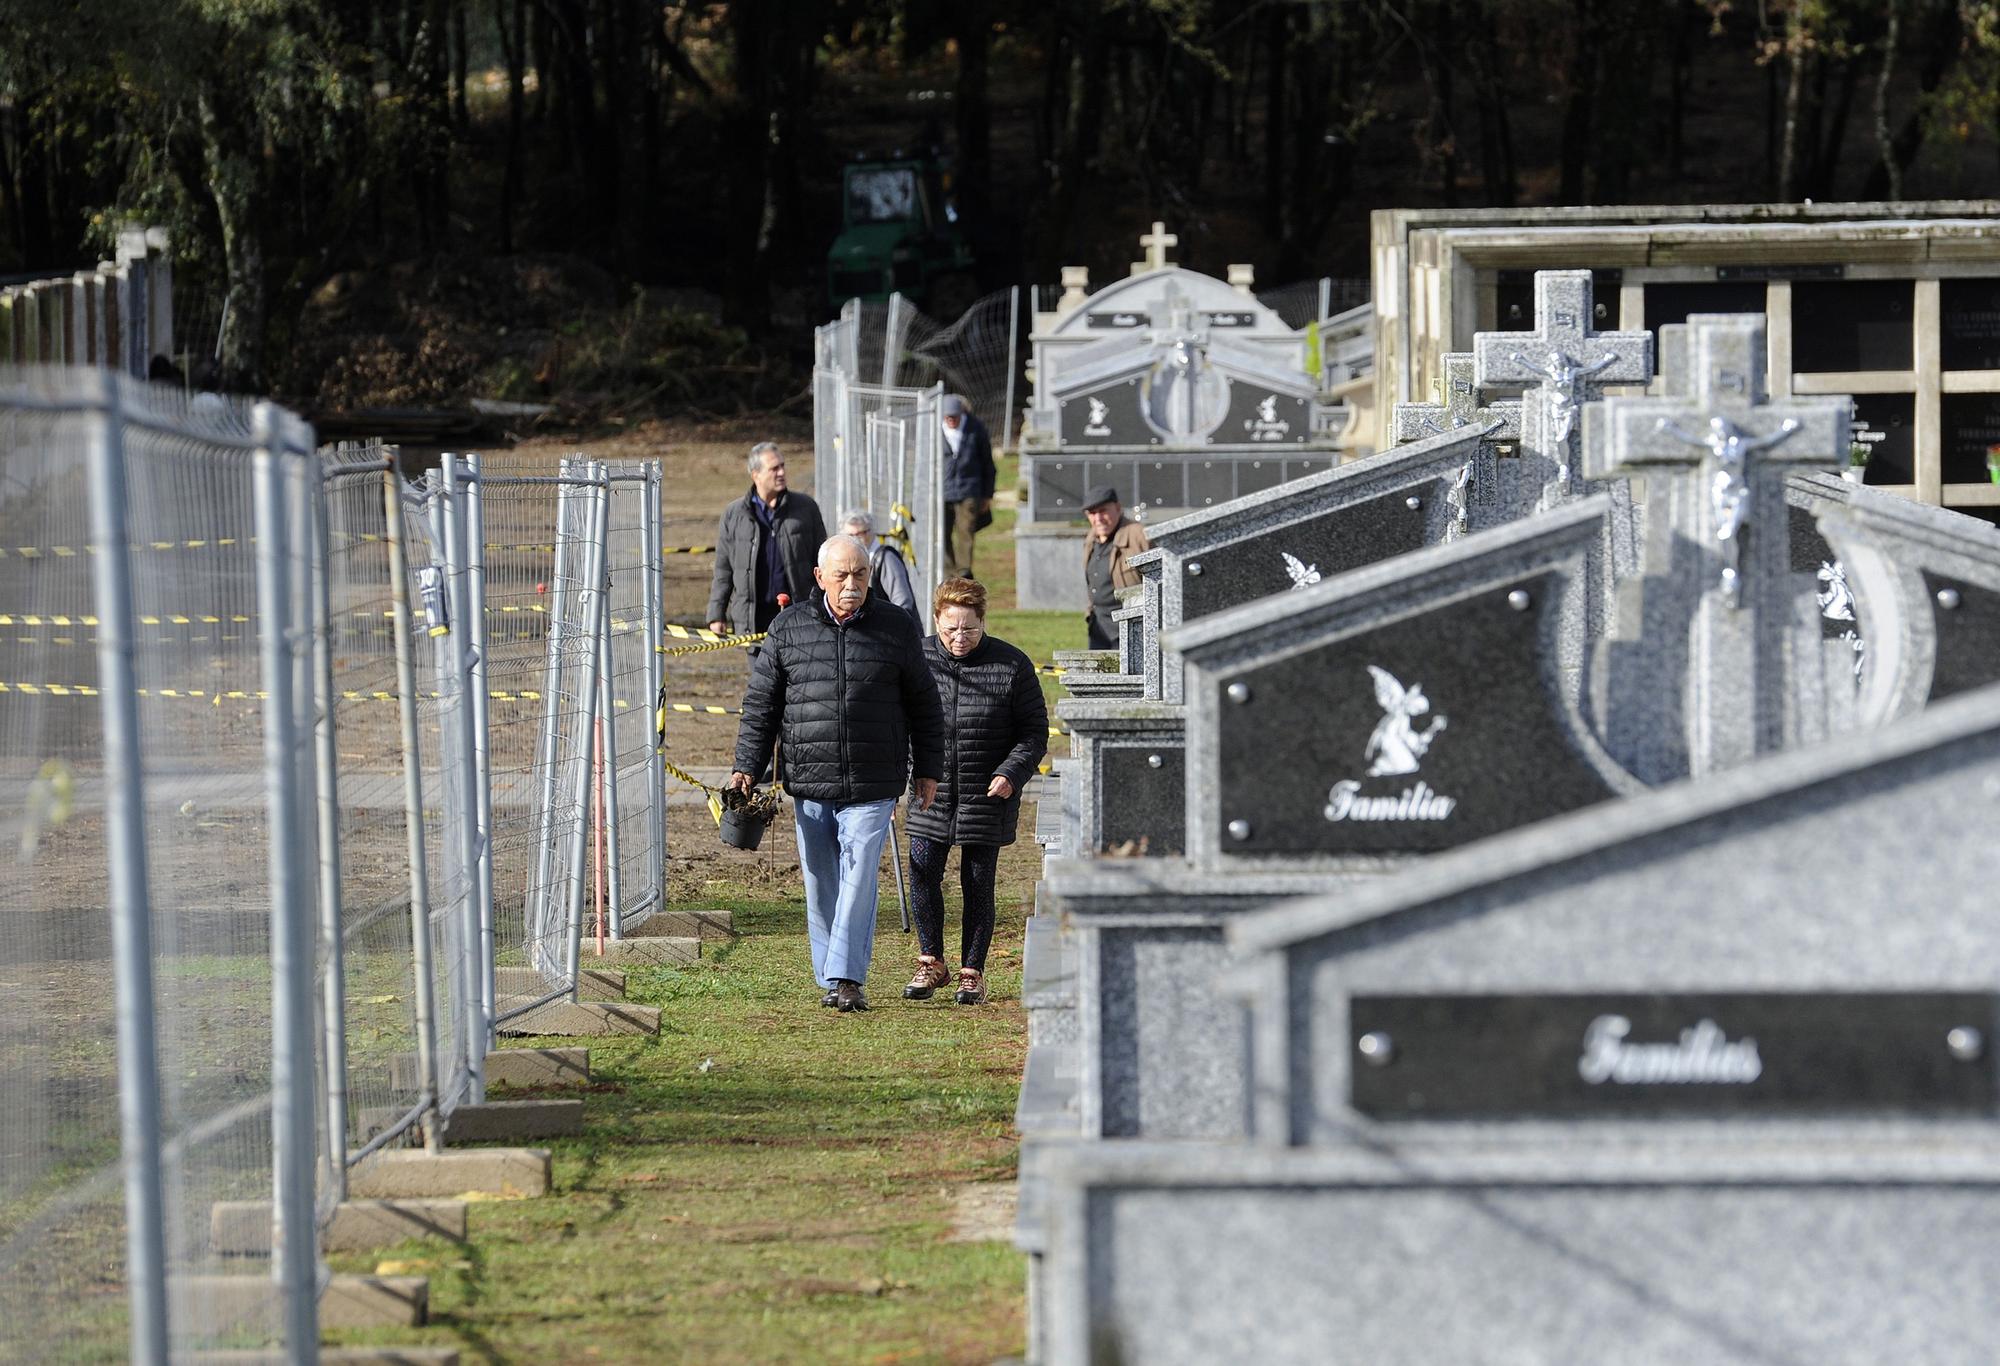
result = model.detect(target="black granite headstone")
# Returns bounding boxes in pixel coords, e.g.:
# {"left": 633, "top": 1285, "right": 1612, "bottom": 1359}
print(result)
{"left": 1035, "top": 459, "right": 1087, "bottom": 515}
{"left": 1853, "top": 393, "right": 1915, "bottom": 485}
{"left": 1179, "top": 482, "right": 1442, "bottom": 621}
{"left": 1100, "top": 744, "right": 1185, "bottom": 855}
{"left": 1236, "top": 457, "right": 1286, "bottom": 497}
{"left": 1059, "top": 376, "right": 1151, "bottom": 446}
{"left": 1137, "top": 460, "right": 1187, "bottom": 509}
{"left": 1940, "top": 392, "right": 2000, "bottom": 485}
{"left": 1921, "top": 572, "right": 2000, "bottom": 701}
{"left": 1187, "top": 459, "right": 1234, "bottom": 508}
{"left": 1284, "top": 457, "right": 1332, "bottom": 481}
{"left": 1792, "top": 279, "right": 1914, "bottom": 374}
{"left": 1941, "top": 278, "right": 2000, "bottom": 371}
{"left": 1219, "top": 385, "right": 1310, "bottom": 447}
{"left": 1213, "top": 574, "right": 1617, "bottom": 855}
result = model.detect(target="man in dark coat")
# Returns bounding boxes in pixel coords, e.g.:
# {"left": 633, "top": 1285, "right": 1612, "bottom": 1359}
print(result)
{"left": 940, "top": 394, "right": 996, "bottom": 579}
{"left": 730, "top": 534, "right": 944, "bottom": 1012}
{"left": 1082, "top": 485, "right": 1150, "bottom": 650}
{"left": 708, "top": 442, "right": 826, "bottom": 637}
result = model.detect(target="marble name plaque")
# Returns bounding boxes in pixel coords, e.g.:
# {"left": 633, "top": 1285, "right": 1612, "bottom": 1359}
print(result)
{"left": 1349, "top": 992, "right": 2000, "bottom": 1118}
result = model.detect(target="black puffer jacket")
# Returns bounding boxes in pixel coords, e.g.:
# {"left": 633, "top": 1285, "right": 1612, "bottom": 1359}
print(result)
{"left": 733, "top": 589, "right": 944, "bottom": 803}
{"left": 903, "top": 633, "right": 1048, "bottom": 847}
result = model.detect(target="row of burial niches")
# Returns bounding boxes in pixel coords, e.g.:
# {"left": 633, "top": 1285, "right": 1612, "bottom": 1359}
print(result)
{"left": 1491, "top": 271, "right": 2000, "bottom": 495}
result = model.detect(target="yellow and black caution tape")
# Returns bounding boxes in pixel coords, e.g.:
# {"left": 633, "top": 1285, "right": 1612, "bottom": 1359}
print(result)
{"left": 0, "top": 536, "right": 718, "bottom": 561}
{"left": 659, "top": 632, "right": 764, "bottom": 658}
{"left": 660, "top": 755, "right": 728, "bottom": 825}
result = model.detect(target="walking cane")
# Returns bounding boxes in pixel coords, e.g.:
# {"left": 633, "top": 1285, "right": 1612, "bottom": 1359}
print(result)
{"left": 888, "top": 814, "right": 911, "bottom": 933}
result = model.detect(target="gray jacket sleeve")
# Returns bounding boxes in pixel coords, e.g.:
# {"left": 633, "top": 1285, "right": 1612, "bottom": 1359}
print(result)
{"left": 706, "top": 504, "right": 736, "bottom": 625}
{"left": 879, "top": 545, "right": 917, "bottom": 614}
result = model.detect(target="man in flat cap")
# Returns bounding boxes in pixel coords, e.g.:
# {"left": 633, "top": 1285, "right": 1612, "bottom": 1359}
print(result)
{"left": 1082, "top": 485, "right": 1149, "bottom": 650}
{"left": 941, "top": 393, "right": 995, "bottom": 579}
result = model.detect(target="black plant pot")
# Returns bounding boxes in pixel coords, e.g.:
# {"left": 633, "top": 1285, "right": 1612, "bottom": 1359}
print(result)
{"left": 719, "top": 806, "right": 769, "bottom": 851}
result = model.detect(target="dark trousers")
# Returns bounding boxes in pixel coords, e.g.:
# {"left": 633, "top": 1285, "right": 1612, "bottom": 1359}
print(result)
{"left": 944, "top": 498, "right": 986, "bottom": 579}
{"left": 1087, "top": 611, "right": 1118, "bottom": 651}
{"left": 908, "top": 835, "right": 1000, "bottom": 971}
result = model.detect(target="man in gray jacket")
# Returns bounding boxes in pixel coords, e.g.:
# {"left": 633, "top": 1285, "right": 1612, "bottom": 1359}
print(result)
{"left": 707, "top": 442, "right": 827, "bottom": 636}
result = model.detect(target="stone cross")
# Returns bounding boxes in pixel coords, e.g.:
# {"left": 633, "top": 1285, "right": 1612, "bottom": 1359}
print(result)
{"left": 1139, "top": 222, "right": 1178, "bottom": 272}
{"left": 1590, "top": 313, "right": 1850, "bottom": 774}
{"left": 1389, "top": 353, "right": 1524, "bottom": 538}
{"left": 1473, "top": 271, "right": 1652, "bottom": 505}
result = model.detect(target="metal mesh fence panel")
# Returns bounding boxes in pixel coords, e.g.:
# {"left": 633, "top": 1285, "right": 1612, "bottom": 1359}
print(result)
{"left": 0, "top": 369, "right": 324, "bottom": 1361}
{"left": 601, "top": 465, "right": 663, "bottom": 937}
{"left": 478, "top": 458, "right": 604, "bottom": 1021}
{"left": 0, "top": 372, "right": 144, "bottom": 1363}
{"left": 318, "top": 445, "right": 458, "bottom": 1165}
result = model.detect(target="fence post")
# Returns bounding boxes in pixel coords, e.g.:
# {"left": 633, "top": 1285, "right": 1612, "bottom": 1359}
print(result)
{"left": 595, "top": 558, "right": 624, "bottom": 943}
{"left": 1003, "top": 285, "right": 1020, "bottom": 454}
{"left": 641, "top": 463, "right": 666, "bottom": 930}
{"left": 464, "top": 452, "right": 495, "bottom": 1031}
{"left": 384, "top": 468, "right": 445, "bottom": 1153}
{"left": 562, "top": 468, "right": 610, "bottom": 999}
{"left": 881, "top": 292, "right": 902, "bottom": 390}
{"left": 310, "top": 456, "right": 351, "bottom": 1205}
{"left": 439, "top": 453, "right": 486, "bottom": 1103}
{"left": 86, "top": 372, "right": 172, "bottom": 1365}
{"left": 253, "top": 402, "right": 323, "bottom": 1364}
{"left": 528, "top": 469, "right": 576, "bottom": 975}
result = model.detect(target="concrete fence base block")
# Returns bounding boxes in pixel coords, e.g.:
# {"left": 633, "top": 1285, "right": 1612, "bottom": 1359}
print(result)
{"left": 211, "top": 1198, "right": 469, "bottom": 1254}
{"left": 483, "top": 1046, "right": 592, "bottom": 1087}
{"left": 168, "top": 1274, "right": 427, "bottom": 1331}
{"left": 494, "top": 996, "right": 662, "bottom": 1037}
{"left": 587, "top": 936, "right": 699, "bottom": 966}
{"left": 184, "top": 1350, "right": 460, "bottom": 1365}
{"left": 631, "top": 909, "right": 734, "bottom": 940}
{"left": 321, "top": 1274, "right": 430, "bottom": 1329}
{"left": 495, "top": 964, "right": 626, "bottom": 1000}
{"left": 346, "top": 1148, "right": 552, "bottom": 1199}
{"left": 430, "top": 1097, "right": 586, "bottom": 1144}
{"left": 392, "top": 1046, "right": 594, "bottom": 1090}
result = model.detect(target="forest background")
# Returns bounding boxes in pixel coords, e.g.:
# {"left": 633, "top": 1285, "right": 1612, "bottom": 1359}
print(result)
{"left": 5, "top": 0, "right": 2000, "bottom": 418}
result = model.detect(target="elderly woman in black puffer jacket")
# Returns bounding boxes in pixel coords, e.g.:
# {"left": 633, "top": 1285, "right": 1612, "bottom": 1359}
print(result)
{"left": 902, "top": 578, "right": 1049, "bottom": 1004}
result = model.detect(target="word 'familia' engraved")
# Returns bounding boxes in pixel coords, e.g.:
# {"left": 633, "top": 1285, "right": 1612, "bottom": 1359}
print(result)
{"left": 1578, "top": 1014, "right": 1764, "bottom": 1085}
{"left": 1323, "top": 779, "right": 1456, "bottom": 822}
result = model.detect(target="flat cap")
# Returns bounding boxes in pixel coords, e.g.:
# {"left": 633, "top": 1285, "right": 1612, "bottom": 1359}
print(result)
{"left": 1082, "top": 485, "right": 1120, "bottom": 511}
{"left": 941, "top": 393, "right": 967, "bottom": 417}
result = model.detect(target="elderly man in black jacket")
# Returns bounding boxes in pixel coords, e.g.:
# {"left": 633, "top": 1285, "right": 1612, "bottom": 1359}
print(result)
{"left": 708, "top": 442, "right": 826, "bottom": 637}
{"left": 730, "top": 534, "right": 945, "bottom": 1012}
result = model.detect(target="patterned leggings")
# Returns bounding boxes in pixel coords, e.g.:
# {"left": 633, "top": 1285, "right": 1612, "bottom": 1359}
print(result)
{"left": 907, "top": 836, "right": 1000, "bottom": 971}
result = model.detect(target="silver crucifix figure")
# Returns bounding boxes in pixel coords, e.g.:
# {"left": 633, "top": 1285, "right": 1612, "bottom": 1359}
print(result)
{"left": 1654, "top": 415, "right": 1803, "bottom": 608}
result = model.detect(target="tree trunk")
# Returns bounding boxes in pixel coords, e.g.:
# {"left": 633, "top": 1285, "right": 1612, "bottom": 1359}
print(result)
{"left": 1668, "top": 0, "right": 1693, "bottom": 179}
{"left": 953, "top": 1, "right": 993, "bottom": 229}
{"left": 496, "top": 0, "right": 526, "bottom": 252}
{"left": 451, "top": 0, "right": 470, "bottom": 131}
{"left": 198, "top": 83, "right": 266, "bottom": 390}
{"left": 1873, "top": 0, "right": 1902, "bottom": 200}
{"left": 1263, "top": 6, "right": 1287, "bottom": 236}
{"left": 1777, "top": 9, "right": 1807, "bottom": 201}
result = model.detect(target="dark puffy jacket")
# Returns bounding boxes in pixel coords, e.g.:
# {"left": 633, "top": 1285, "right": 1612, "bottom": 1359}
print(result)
{"left": 942, "top": 413, "right": 996, "bottom": 503}
{"left": 903, "top": 633, "right": 1049, "bottom": 847}
{"left": 733, "top": 589, "right": 944, "bottom": 802}
{"left": 706, "top": 489, "right": 826, "bottom": 634}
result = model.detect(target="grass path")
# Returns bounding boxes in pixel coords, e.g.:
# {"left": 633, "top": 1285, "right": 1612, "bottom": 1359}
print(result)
{"left": 326, "top": 845, "right": 1040, "bottom": 1365}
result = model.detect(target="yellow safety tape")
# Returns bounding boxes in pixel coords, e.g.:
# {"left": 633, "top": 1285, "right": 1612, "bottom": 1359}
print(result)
{"left": 0, "top": 537, "right": 716, "bottom": 560}
{"left": 658, "top": 633, "right": 765, "bottom": 657}
{"left": 0, "top": 682, "right": 711, "bottom": 712}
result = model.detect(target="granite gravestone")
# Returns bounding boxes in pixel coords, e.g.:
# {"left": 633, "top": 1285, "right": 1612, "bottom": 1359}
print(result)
{"left": 1029, "top": 683, "right": 2000, "bottom": 1366}
{"left": 1587, "top": 312, "right": 1852, "bottom": 779}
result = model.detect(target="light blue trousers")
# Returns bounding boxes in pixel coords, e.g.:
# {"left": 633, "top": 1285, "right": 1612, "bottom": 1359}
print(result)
{"left": 793, "top": 796, "right": 897, "bottom": 986}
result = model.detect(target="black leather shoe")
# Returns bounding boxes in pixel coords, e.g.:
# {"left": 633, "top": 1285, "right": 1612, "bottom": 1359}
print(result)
{"left": 820, "top": 987, "right": 839, "bottom": 1008}
{"left": 835, "top": 979, "right": 869, "bottom": 1013}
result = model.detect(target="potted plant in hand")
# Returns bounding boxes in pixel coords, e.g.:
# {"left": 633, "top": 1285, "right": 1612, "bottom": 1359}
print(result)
{"left": 1842, "top": 442, "right": 1870, "bottom": 485}
{"left": 1986, "top": 443, "right": 2000, "bottom": 486}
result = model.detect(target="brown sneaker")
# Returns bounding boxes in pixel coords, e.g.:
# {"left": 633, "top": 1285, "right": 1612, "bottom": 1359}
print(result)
{"left": 954, "top": 967, "right": 986, "bottom": 1005}
{"left": 902, "top": 955, "right": 950, "bottom": 1000}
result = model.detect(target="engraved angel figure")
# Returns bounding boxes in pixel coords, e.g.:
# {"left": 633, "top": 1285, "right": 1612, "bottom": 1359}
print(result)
{"left": 1087, "top": 397, "right": 1108, "bottom": 428}
{"left": 1364, "top": 665, "right": 1448, "bottom": 777}
{"left": 1257, "top": 395, "right": 1278, "bottom": 424}
{"left": 1281, "top": 550, "right": 1321, "bottom": 590}
{"left": 1815, "top": 559, "right": 1855, "bottom": 622}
